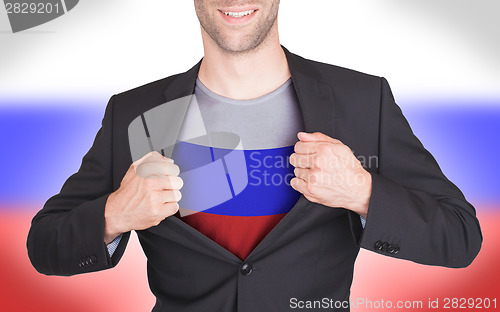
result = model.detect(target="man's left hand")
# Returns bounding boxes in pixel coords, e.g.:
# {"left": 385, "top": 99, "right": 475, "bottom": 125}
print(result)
{"left": 289, "top": 132, "right": 372, "bottom": 219}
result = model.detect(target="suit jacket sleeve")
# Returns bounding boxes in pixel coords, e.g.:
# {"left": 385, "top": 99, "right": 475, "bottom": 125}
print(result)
{"left": 355, "top": 77, "right": 482, "bottom": 268}
{"left": 27, "top": 96, "right": 130, "bottom": 276}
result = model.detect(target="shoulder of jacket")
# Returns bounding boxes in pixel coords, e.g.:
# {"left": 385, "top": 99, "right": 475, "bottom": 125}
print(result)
{"left": 292, "top": 52, "right": 383, "bottom": 86}
{"left": 113, "top": 73, "right": 182, "bottom": 100}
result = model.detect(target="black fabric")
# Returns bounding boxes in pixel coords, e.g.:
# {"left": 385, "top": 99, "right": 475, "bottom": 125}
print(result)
{"left": 27, "top": 47, "right": 482, "bottom": 311}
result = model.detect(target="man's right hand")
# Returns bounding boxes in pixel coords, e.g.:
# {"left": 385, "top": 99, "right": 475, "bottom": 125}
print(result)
{"left": 103, "top": 151, "right": 183, "bottom": 244}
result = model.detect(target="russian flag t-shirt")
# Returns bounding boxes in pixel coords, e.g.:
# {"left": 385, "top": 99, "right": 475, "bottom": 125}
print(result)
{"left": 173, "top": 77, "right": 305, "bottom": 260}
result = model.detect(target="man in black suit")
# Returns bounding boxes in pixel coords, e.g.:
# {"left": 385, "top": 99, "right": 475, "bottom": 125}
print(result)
{"left": 27, "top": 1, "right": 482, "bottom": 311}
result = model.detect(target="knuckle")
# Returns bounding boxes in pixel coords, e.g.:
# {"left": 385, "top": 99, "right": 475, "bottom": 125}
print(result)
{"left": 146, "top": 192, "right": 156, "bottom": 204}
{"left": 162, "top": 176, "right": 173, "bottom": 189}
{"left": 318, "top": 144, "right": 331, "bottom": 154}
{"left": 134, "top": 165, "right": 145, "bottom": 177}
{"left": 150, "top": 204, "right": 160, "bottom": 217}
{"left": 340, "top": 144, "right": 352, "bottom": 155}
{"left": 305, "top": 194, "right": 318, "bottom": 203}
{"left": 312, "top": 156, "right": 321, "bottom": 167}
{"left": 169, "top": 176, "right": 183, "bottom": 189}
{"left": 309, "top": 172, "right": 319, "bottom": 184}
{"left": 296, "top": 156, "right": 306, "bottom": 168}
{"left": 153, "top": 193, "right": 164, "bottom": 205}
{"left": 176, "top": 177, "right": 184, "bottom": 189}
{"left": 164, "top": 157, "right": 174, "bottom": 164}
{"left": 316, "top": 144, "right": 326, "bottom": 154}
{"left": 169, "top": 164, "right": 180, "bottom": 176}
{"left": 173, "top": 190, "right": 182, "bottom": 202}
{"left": 306, "top": 182, "right": 316, "bottom": 196}
{"left": 141, "top": 177, "right": 156, "bottom": 188}
{"left": 293, "top": 142, "right": 301, "bottom": 153}
{"left": 166, "top": 202, "right": 179, "bottom": 215}
{"left": 137, "top": 162, "right": 150, "bottom": 171}
{"left": 308, "top": 165, "right": 316, "bottom": 175}
{"left": 309, "top": 167, "right": 319, "bottom": 175}
{"left": 153, "top": 215, "right": 164, "bottom": 226}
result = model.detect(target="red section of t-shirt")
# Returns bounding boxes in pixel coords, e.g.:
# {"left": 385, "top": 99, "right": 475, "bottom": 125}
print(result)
{"left": 180, "top": 212, "right": 287, "bottom": 260}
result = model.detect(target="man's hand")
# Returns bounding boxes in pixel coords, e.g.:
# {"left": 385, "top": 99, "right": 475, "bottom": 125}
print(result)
{"left": 104, "top": 151, "right": 183, "bottom": 244}
{"left": 289, "top": 132, "right": 372, "bottom": 219}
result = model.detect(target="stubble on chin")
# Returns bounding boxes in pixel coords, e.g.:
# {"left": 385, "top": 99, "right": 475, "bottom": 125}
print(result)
{"left": 195, "top": 0, "right": 280, "bottom": 55}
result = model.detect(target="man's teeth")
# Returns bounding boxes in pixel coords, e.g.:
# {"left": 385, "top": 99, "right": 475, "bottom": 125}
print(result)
{"left": 222, "top": 10, "right": 255, "bottom": 18}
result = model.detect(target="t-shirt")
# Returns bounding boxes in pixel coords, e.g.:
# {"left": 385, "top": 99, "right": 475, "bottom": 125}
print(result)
{"left": 173, "top": 77, "right": 305, "bottom": 260}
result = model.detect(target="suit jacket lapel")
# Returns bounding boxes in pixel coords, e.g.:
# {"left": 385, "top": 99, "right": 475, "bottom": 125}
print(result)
{"left": 283, "top": 46, "right": 336, "bottom": 136}
{"left": 163, "top": 60, "right": 201, "bottom": 102}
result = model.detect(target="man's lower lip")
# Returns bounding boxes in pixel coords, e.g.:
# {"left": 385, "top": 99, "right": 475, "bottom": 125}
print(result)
{"left": 218, "top": 10, "right": 258, "bottom": 24}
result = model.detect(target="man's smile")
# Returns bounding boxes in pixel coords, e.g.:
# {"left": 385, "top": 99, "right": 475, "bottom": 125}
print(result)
{"left": 218, "top": 7, "right": 259, "bottom": 24}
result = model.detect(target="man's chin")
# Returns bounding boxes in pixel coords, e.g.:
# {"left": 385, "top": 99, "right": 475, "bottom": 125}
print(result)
{"left": 216, "top": 36, "right": 265, "bottom": 55}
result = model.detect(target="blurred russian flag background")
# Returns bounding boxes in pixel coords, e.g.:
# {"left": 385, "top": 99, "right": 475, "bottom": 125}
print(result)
{"left": 1, "top": 1, "right": 499, "bottom": 311}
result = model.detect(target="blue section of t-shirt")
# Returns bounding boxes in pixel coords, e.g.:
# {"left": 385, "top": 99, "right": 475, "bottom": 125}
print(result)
{"left": 173, "top": 139, "right": 300, "bottom": 216}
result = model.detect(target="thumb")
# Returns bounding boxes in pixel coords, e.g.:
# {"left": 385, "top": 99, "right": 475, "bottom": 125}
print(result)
{"left": 134, "top": 151, "right": 160, "bottom": 166}
{"left": 297, "top": 132, "right": 339, "bottom": 143}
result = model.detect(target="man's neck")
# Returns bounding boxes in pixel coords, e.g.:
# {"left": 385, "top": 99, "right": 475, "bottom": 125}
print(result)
{"left": 198, "top": 29, "right": 291, "bottom": 100}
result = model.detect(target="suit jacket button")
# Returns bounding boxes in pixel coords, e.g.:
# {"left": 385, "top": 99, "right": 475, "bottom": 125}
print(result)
{"left": 387, "top": 244, "right": 395, "bottom": 254}
{"left": 393, "top": 245, "right": 400, "bottom": 254}
{"left": 89, "top": 256, "right": 97, "bottom": 265}
{"left": 381, "top": 242, "right": 389, "bottom": 252}
{"left": 374, "top": 241, "right": 383, "bottom": 251}
{"left": 240, "top": 263, "right": 253, "bottom": 276}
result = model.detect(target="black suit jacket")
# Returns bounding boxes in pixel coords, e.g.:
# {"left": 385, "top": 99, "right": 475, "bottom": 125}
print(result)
{"left": 27, "top": 47, "right": 482, "bottom": 311}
